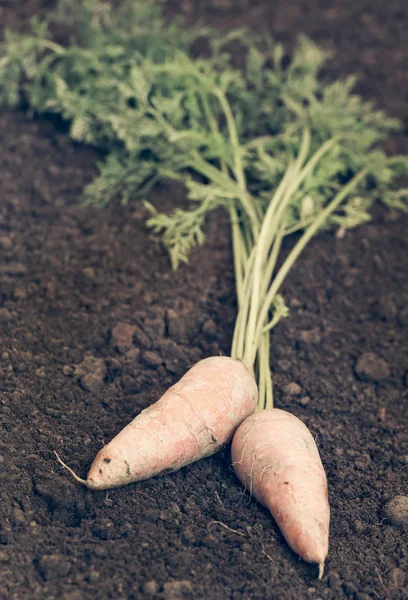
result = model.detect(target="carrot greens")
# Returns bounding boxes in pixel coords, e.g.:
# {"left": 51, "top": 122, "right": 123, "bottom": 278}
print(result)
{"left": 1, "top": 0, "right": 408, "bottom": 409}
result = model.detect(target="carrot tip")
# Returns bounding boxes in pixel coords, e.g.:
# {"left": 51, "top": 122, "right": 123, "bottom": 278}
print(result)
{"left": 318, "top": 562, "right": 325, "bottom": 580}
{"left": 54, "top": 451, "right": 89, "bottom": 487}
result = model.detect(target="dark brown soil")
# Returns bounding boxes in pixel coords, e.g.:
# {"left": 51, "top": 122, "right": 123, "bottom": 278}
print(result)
{"left": 1, "top": 1, "right": 408, "bottom": 599}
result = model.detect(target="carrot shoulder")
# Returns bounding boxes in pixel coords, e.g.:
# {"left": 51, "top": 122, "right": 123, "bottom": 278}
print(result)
{"left": 86, "top": 356, "right": 258, "bottom": 490}
{"left": 231, "top": 408, "right": 329, "bottom": 574}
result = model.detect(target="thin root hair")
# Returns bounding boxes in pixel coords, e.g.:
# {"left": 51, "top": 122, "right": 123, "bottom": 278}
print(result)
{"left": 54, "top": 451, "right": 89, "bottom": 487}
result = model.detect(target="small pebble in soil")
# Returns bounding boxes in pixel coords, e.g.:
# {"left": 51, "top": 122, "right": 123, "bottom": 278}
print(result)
{"left": 383, "top": 496, "right": 408, "bottom": 526}
{"left": 159, "top": 340, "right": 188, "bottom": 376}
{"left": 201, "top": 318, "right": 217, "bottom": 340}
{"left": 240, "top": 542, "right": 252, "bottom": 553}
{"left": 389, "top": 567, "right": 406, "bottom": 587}
{"left": 0, "top": 308, "right": 12, "bottom": 322}
{"left": 0, "top": 551, "right": 9, "bottom": 563}
{"left": 290, "top": 297, "right": 301, "bottom": 308}
{"left": 299, "top": 396, "right": 311, "bottom": 407}
{"left": 166, "top": 308, "right": 199, "bottom": 344}
{"left": 277, "top": 359, "right": 291, "bottom": 372}
{"left": 62, "top": 365, "right": 74, "bottom": 377}
{"left": 353, "top": 520, "right": 368, "bottom": 535}
{"left": 343, "top": 273, "right": 356, "bottom": 288}
{"left": 0, "top": 262, "right": 27, "bottom": 276}
{"left": 354, "top": 453, "right": 371, "bottom": 470}
{"left": 343, "top": 582, "right": 358, "bottom": 595}
{"left": 93, "top": 546, "right": 109, "bottom": 558}
{"left": 91, "top": 518, "right": 115, "bottom": 540}
{"left": 124, "top": 347, "right": 140, "bottom": 363}
{"left": 34, "top": 473, "right": 78, "bottom": 510}
{"left": 203, "top": 534, "right": 218, "bottom": 548}
{"left": 297, "top": 328, "right": 322, "bottom": 344}
{"left": 339, "top": 519, "right": 350, "bottom": 534}
{"left": 378, "top": 406, "right": 386, "bottom": 421}
{"left": 355, "top": 593, "right": 371, "bottom": 600}
{"left": 11, "top": 507, "right": 25, "bottom": 526}
{"left": 142, "top": 580, "right": 159, "bottom": 595}
{"left": 373, "top": 254, "right": 385, "bottom": 271}
{"left": 111, "top": 322, "right": 137, "bottom": 353}
{"left": 142, "top": 350, "right": 163, "bottom": 368}
{"left": 163, "top": 580, "right": 193, "bottom": 600}
{"left": 354, "top": 352, "right": 390, "bottom": 382}
{"left": 284, "top": 382, "right": 302, "bottom": 396}
{"left": 87, "top": 569, "right": 100, "bottom": 583}
{"left": 36, "top": 554, "right": 71, "bottom": 581}
{"left": 328, "top": 572, "right": 341, "bottom": 590}
{"left": 132, "top": 324, "right": 152, "bottom": 349}
{"left": 82, "top": 267, "right": 96, "bottom": 281}
{"left": 74, "top": 355, "right": 106, "bottom": 393}
{"left": 120, "top": 374, "right": 141, "bottom": 394}
{"left": 0, "top": 235, "right": 13, "bottom": 249}
{"left": 181, "top": 526, "right": 197, "bottom": 546}
{"left": 12, "top": 287, "right": 27, "bottom": 300}
{"left": 120, "top": 522, "right": 133, "bottom": 535}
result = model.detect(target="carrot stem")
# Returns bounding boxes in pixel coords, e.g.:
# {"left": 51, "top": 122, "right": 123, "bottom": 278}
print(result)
{"left": 230, "top": 131, "right": 369, "bottom": 408}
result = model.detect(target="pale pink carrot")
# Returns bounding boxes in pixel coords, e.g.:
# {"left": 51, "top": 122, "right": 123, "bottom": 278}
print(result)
{"left": 57, "top": 356, "right": 257, "bottom": 490}
{"left": 231, "top": 408, "right": 329, "bottom": 577}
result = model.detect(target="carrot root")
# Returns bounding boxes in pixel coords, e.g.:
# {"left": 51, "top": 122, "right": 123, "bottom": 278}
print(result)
{"left": 318, "top": 562, "right": 325, "bottom": 580}
{"left": 54, "top": 451, "right": 89, "bottom": 487}
{"left": 231, "top": 408, "right": 330, "bottom": 568}
{"left": 59, "top": 357, "right": 258, "bottom": 491}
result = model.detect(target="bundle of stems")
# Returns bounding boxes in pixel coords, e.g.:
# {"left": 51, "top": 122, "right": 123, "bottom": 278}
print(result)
{"left": 229, "top": 131, "right": 369, "bottom": 409}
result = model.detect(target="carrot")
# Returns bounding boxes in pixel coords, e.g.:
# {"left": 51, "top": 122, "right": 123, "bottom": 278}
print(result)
{"left": 231, "top": 409, "right": 329, "bottom": 578}
{"left": 58, "top": 356, "right": 257, "bottom": 490}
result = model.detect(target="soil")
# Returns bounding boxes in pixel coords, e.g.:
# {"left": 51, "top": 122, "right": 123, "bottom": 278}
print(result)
{"left": 0, "top": 1, "right": 407, "bottom": 599}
